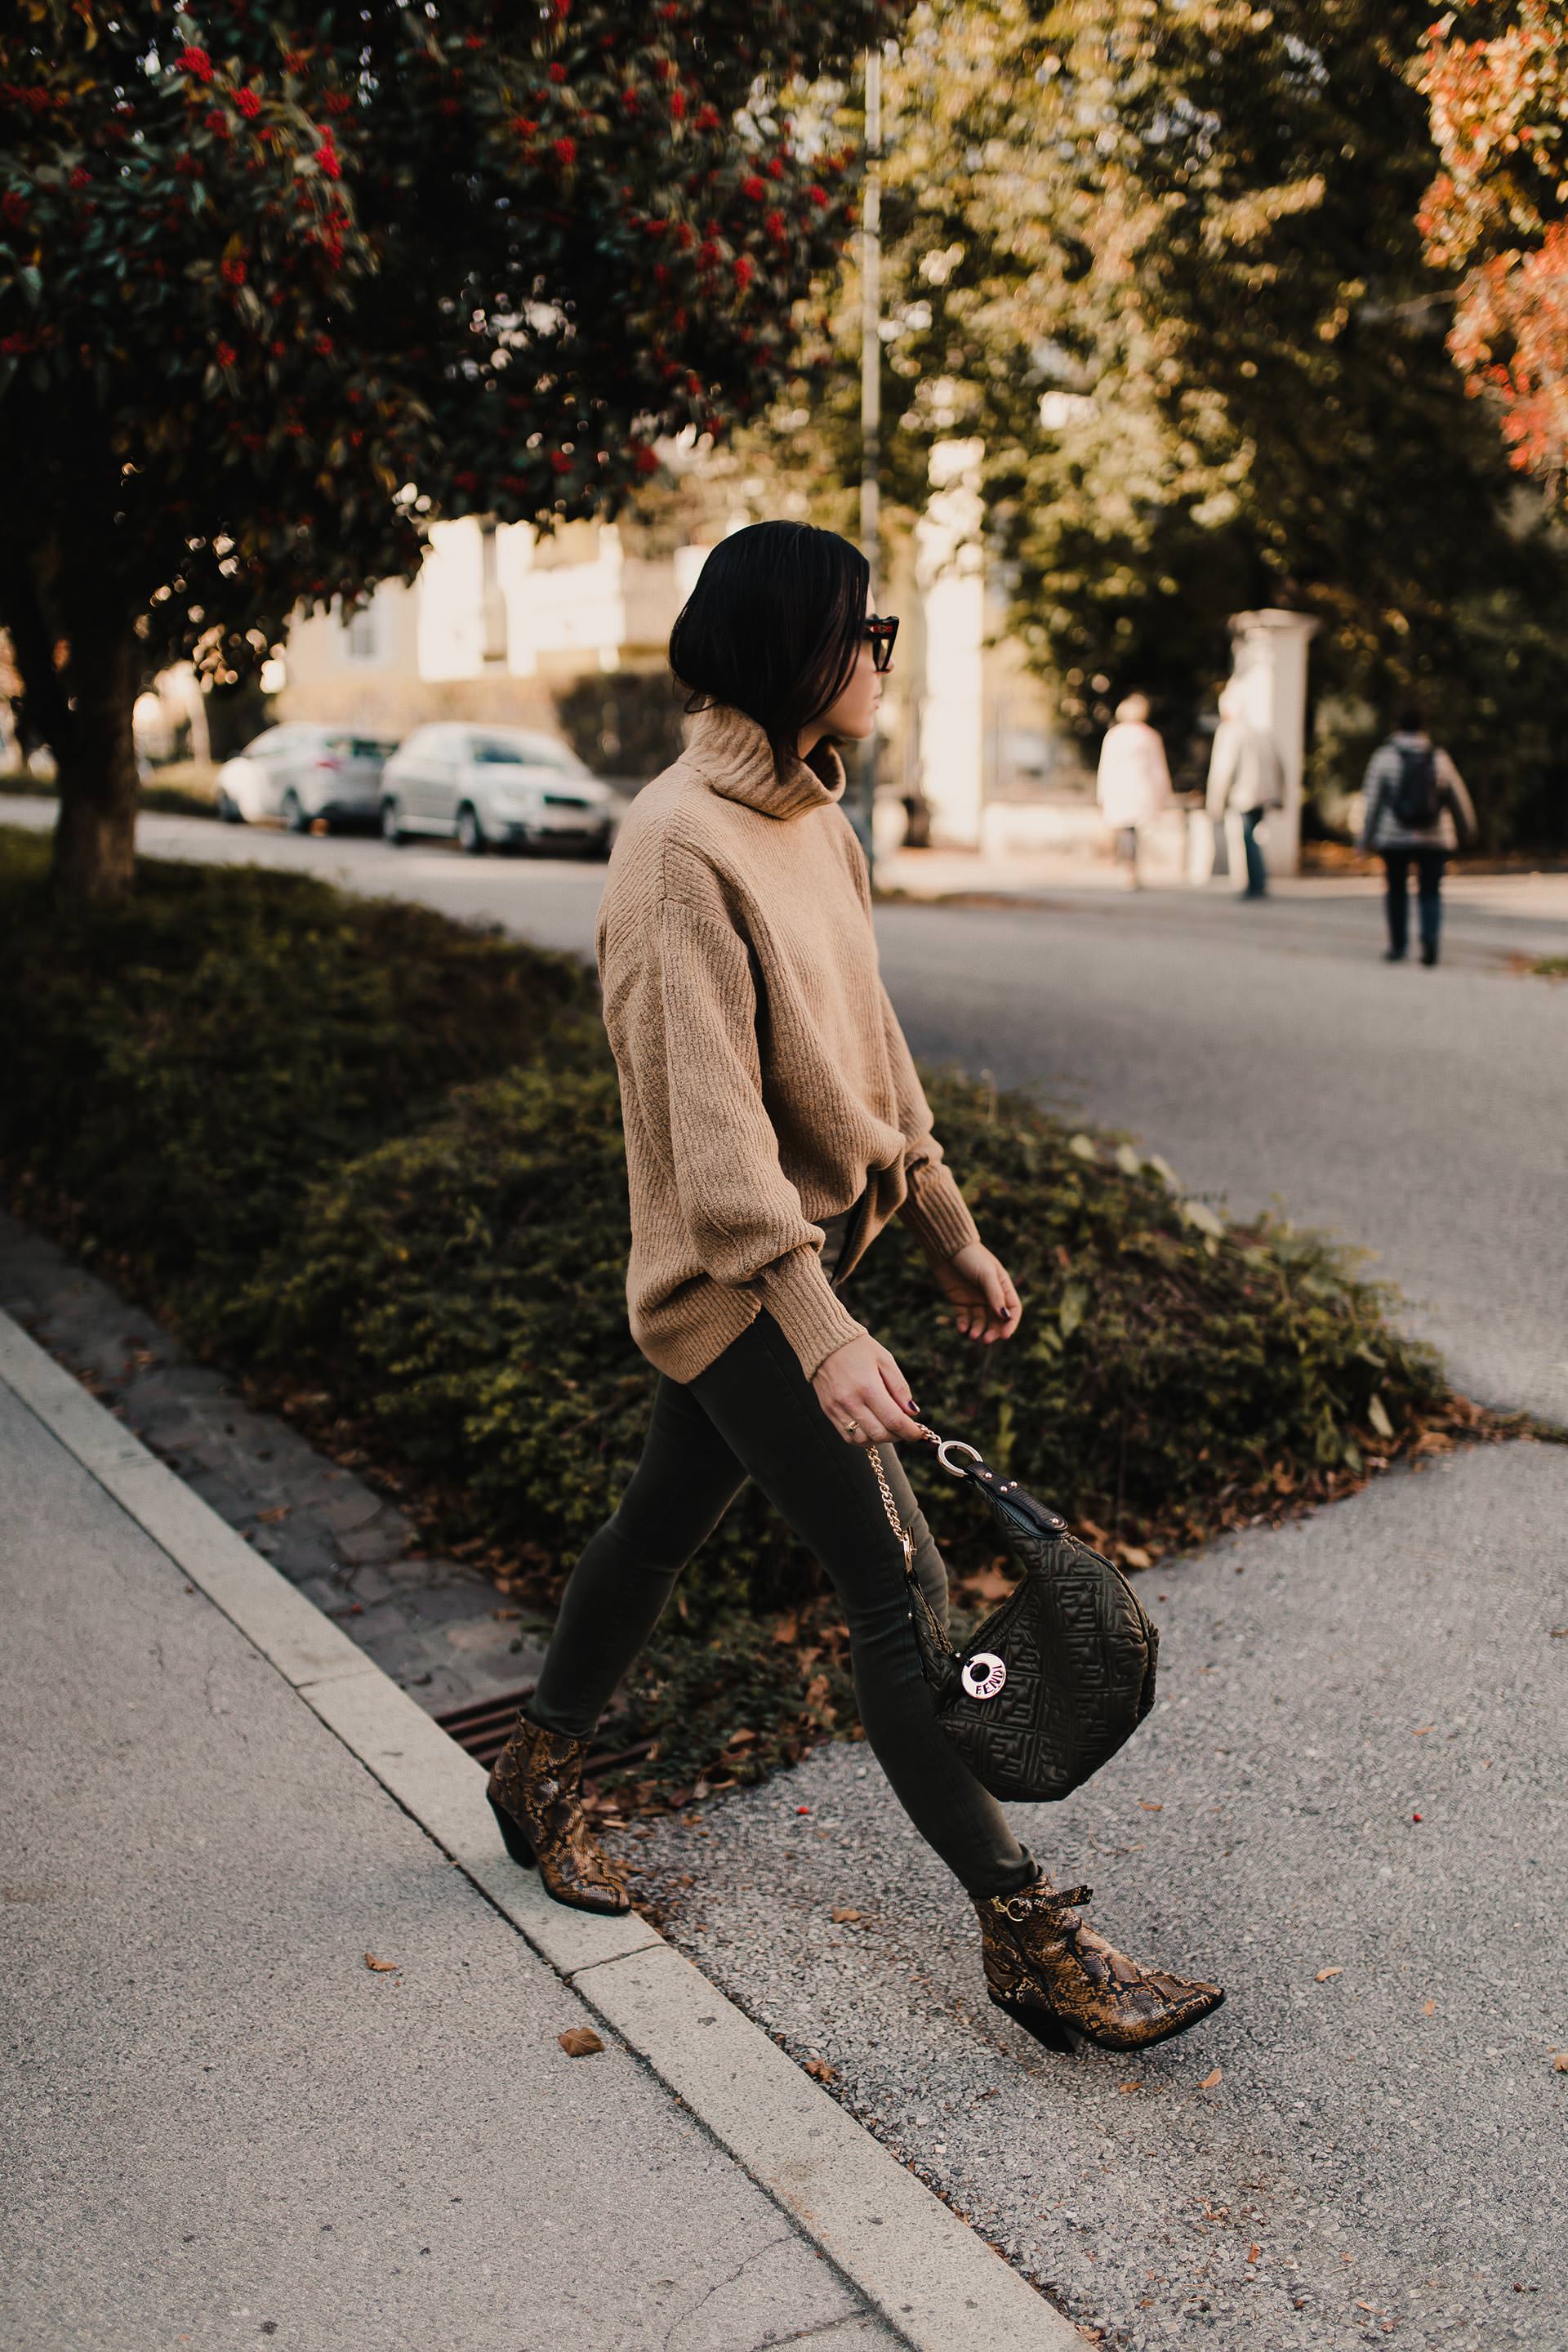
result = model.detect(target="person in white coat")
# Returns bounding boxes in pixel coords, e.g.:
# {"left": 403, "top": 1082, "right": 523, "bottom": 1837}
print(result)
{"left": 1096, "top": 693, "right": 1172, "bottom": 887}
{"left": 1205, "top": 686, "right": 1285, "bottom": 898}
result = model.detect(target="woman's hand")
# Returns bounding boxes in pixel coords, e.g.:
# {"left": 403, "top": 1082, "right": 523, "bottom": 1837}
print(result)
{"left": 813, "top": 1334, "right": 924, "bottom": 1444}
{"left": 934, "top": 1244, "right": 1022, "bottom": 1343}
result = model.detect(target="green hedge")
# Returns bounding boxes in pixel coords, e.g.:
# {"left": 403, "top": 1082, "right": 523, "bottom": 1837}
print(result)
{"left": 2, "top": 822, "right": 1449, "bottom": 1638}
{"left": 232, "top": 1057, "right": 1447, "bottom": 1625}
{"left": 0, "top": 829, "right": 595, "bottom": 1331}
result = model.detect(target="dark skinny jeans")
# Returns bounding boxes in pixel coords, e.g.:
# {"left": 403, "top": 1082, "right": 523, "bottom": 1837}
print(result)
{"left": 531, "top": 1307, "right": 1036, "bottom": 1900}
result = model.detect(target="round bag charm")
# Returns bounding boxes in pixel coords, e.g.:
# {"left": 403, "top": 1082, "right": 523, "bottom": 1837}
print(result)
{"left": 960, "top": 1650, "right": 1007, "bottom": 1702}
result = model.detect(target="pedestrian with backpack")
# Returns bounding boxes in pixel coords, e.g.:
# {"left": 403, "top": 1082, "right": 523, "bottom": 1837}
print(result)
{"left": 1359, "top": 709, "right": 1477, "bottom": 965}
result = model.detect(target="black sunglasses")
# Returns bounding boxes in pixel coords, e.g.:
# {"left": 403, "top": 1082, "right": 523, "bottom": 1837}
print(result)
{"left": 865, "top": 615, "right": 900, "bottom": 672}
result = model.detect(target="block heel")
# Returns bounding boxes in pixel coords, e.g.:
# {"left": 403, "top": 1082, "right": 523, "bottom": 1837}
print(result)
{"left": 989, "top": 1989, "right": 1076, "bottom": 2052}
{"left": 488, "top": 1792, "right": 537, "bottom": 1869}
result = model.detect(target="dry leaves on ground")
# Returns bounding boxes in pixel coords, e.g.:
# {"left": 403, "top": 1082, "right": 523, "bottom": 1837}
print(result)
{"left": 1316, "top": 1967, "right": 1344, "bottom": 1982}
{"left": 831, "top": 1905, "right": 862, "bottom": 1923}
{"left": 558, "top": 2027, "right": 604, "bottom": 2057}
{"left": 1199, "top": 2067, "right": 1223, "bottom": 2089}
{"left": 803, "top": 2056, "right": 836, "bottom": 2082}
{"left": 1552, "top": 2051, "right": 1568, "bottom": 2073}
{"left": 363, "top": 1952, "right": 398, "bottom": 1972}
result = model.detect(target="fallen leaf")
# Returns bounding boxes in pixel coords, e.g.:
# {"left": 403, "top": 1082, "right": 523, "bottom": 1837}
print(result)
{"left": 557, "top": 2027, "right": 604, "bottom": 2057}
{"left": 1552, "top": 2051, "right": 1568, "bottom": 2073}
{"left": 1116, "top": 2079, "right": 1143, "bottom": 2094}
{"left": 1550, "top": 1627, "right": 1568, "bottom": 1640}
{"left": 363, "top": 1953, "right": 398, "bottom": 1973}
{"left": 831, "top": 1906, "right": 862, "bottom": 1924}
{"left": 256, "top": 1505, "right": 291, "bottom": 1525}
{"left": 1422, "top": 2000, "right": 1437, "bottom": 2016}
{"left": 1356, "top": 2301, "right": 1376, "bottom": 2313}
{"left": 1367, "top": 1393, "right": 1395, "bottom": 1441}
{"left": 1248, "top": 2243, "right": 1260, "bottom": 2263}
{"left": 804, "top": 2056, "right": 836, "bottom": 2082}
{"left": 1076, "top": 2329, "right": 1104, "bottom": 2345}
{"left": 1315, "top": 1967, "right": 1344, "bottom": 1983}
{"left": 1120, "top": 1545, "right": 1152, "bottom": 1570}
{"left": 1199, "top": 2067, "right": 1223, "bottom": 2090}
{"left": 1414, "top": 1725, "right": 1433, "bottom": 1736}
{"left": 1138, "top": 1801, "right": 1164, "bottom": 1813}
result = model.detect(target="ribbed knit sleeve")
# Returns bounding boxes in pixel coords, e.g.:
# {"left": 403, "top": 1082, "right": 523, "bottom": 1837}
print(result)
{"left": 653, "top": 900, "right": 868, "bottom": 1378}
{"left": 876, "top": 981, "right": 982, "bottom": 1266}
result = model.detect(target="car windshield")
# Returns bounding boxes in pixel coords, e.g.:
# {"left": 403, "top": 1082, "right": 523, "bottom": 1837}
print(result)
{"left": 470, "top": 737, "right": 576, "bottom": 769}
{"left": 324, "top": 735, "right": 399, "bottom": 759}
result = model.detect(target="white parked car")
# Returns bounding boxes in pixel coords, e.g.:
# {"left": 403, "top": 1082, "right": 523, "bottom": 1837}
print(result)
{"left": 215, "top": 724, "right": 400, "bottom": 832}
{"left": 378, "top": 724, "right": 616, "bottom": 857}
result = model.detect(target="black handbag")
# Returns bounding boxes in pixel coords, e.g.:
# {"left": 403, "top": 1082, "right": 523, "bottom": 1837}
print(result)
{"left": 866, "top": 1430, "right": 1160, "bottom": 1803}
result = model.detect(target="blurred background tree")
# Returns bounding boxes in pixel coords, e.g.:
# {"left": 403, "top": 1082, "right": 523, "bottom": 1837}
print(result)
{"left": 747, "top": 0, "right": 1568, "bottom": 841}
{"left": 0, "top": 0, "right": 897, "bottom": 903}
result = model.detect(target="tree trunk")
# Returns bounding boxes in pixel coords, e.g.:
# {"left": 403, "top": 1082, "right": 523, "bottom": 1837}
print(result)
{"left": 51, "top": 596, "right": 140, "bottom": 909}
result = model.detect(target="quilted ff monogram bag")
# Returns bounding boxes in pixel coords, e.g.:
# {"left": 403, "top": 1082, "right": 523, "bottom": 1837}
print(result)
{"left": 866, "top": 1428, "right": 1160, "bottom": 1803}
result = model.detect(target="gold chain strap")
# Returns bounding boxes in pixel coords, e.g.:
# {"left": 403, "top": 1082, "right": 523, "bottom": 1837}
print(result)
{"left": 863, "top": 1443, "right": 911, "bottom": 1566}
{"left": 862, "top": 1423, "right": 942, "bottom": 1571}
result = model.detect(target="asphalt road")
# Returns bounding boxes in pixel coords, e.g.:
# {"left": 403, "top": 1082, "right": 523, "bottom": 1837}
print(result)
{"left": 629, "top": 1439, "right": 1568, "bottom": 2352}
{"left": 8, "top": 795, "right": 1562, "bottom": 1421}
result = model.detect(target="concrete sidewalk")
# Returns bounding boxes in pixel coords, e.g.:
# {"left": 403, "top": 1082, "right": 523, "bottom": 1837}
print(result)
{"left": 0, "top": 1321, "right": 1072, "bottom": 2352}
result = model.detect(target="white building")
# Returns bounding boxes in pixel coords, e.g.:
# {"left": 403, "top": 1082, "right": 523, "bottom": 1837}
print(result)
{"left": 278, "top": 516, "right": 698, "bottom": 737}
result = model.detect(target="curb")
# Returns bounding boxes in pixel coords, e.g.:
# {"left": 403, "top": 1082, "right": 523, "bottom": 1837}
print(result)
{"left": 0, "top": 1307, "right": 1081, "bottom": 2352}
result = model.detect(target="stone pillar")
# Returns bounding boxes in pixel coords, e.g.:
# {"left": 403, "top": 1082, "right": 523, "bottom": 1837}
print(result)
{"left": 1223, "top": 608, "right": 1319, "bottom": 877}
{"left": 915, "top": 439, "right": 987, "bottom": 849}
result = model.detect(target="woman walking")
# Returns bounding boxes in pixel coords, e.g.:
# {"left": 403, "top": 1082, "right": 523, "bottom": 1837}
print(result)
{"left": 488, "top": 523, "right": 1222, "bottom": 2053}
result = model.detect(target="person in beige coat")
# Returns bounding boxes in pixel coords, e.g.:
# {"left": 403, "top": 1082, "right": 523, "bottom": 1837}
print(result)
{"left": 1205, "top": 686, "right": 1285, "bottom": 898}
{"left": 1096, "top": 693, "right": 1173, "bottom": 886}
{"left": 483, "top": 521, "right": 1223, "bottom": 2056}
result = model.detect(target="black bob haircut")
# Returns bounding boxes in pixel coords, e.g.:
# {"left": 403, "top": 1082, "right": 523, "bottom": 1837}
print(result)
{"left": 668, "top": 520, "right": 869, "bottom": 763}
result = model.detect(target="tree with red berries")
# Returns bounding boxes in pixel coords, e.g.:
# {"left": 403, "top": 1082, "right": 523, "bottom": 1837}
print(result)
{"left": 0, "top": 0, "right": 893, "bottom": 902}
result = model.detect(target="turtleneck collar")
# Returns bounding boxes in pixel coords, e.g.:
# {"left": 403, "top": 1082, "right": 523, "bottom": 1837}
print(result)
{"left": 684, "top": 702, "right": 845, "bottom": 821}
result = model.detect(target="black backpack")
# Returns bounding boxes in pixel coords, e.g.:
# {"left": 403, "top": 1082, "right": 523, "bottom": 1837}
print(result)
{"left": 1391, "top": 742, "right": 1441, "bottom": 828}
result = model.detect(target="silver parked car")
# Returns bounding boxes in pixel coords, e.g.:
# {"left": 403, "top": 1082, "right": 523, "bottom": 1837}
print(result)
{"left": 215, "top": 724, "right": 401, "bottom": 832}
{"left": 378, "top": 723, "right": 615, "bottom": 857}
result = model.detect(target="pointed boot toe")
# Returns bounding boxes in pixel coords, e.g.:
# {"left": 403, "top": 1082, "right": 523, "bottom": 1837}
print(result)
{"left": 978, "top": 1876, "right": 1223, "bottom": 2054}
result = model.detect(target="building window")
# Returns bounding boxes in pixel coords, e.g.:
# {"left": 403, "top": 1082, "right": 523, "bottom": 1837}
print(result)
{"left": 344, "top": 595, "right": 382, "bottom": 665}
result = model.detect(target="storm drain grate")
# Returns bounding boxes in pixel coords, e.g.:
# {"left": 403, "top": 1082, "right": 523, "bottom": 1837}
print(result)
{"left": 434, "top": 1687, "right": 656, "bottom": 1784}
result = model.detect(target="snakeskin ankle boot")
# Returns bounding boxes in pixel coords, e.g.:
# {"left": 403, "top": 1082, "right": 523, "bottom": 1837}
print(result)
{"left": 977, "top": 1873, "right": 1223, "bottom": 2051}
{"left": 487, "top": 1713, "right": 630, "bottom": 1915}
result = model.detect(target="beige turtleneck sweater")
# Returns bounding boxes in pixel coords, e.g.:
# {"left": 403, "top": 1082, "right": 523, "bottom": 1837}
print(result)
{"left": 596, "top": 702, "right": 982, "bottom": 1383}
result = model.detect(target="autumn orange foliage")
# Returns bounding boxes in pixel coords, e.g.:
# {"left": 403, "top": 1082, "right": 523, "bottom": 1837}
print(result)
{"left": 1418, "top": 4, "right": 1568, "bottom": 481}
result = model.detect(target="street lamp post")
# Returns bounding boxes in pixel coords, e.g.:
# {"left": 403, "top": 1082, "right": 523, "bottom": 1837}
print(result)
{"left": 851, "top": 44, "right": 884, "bottom": 873}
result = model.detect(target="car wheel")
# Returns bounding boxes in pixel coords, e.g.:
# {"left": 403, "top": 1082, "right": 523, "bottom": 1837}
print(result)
{"left": 216, "top": 791, "right": 243, "bottom": 824}
{"left": 381, "top": 796, "right": 406, "bottom": 846}
{"left": 457, "top": 801, "right": 487, "bottom": 857}
{"left": 590, "top": 827, "right": 615, "bottom": 862}
{"left": 280, "top": 786, "right": 311, "bottom": 835}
